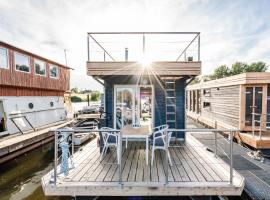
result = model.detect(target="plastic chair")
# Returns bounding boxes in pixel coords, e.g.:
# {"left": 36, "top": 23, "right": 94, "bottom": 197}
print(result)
{"left": 151, "top": 125, "right": 173, "bottom": 166}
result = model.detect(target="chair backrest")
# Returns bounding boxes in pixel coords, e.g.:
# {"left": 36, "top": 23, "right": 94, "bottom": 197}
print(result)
{"left": 100, "top": 127, "right": 113, "bottom": 141}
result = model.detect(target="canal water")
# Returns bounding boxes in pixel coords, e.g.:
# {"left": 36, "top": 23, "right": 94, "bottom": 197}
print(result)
{"left": 0, "top": 139, "right": 246, "bottom": 200}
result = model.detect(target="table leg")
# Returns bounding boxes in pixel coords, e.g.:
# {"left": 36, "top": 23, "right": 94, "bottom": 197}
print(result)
{"left": 146, "top": 137, "right": 149, "bottom": 165}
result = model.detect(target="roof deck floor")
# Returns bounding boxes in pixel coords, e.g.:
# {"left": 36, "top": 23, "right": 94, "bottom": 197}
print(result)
{"left": 42, "top": 134, "right": 244, "bottom": 196}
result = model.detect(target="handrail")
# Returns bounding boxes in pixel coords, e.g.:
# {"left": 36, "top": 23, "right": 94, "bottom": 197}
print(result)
{"left": 251, "top": 112, "right": 270, "bottom": 139}
{"left": 52, "top": 127, "right": 238, "bottom": 186}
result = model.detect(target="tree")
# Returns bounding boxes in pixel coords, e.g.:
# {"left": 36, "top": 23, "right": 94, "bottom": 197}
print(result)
{"left": 71, "top": 95, "right": 83, "bottom": 102}
{"left": 244, "top": 61, "right": 268, "bottom": 72}
{"left": 90, "top": 91, "right": 101, "bottom": 101}
{"left": 211, "top": 65, "right": 230, "bottom": 79}
{"left": 230, "top": 62, "right": 248, "bottom": 75}
{"left": 71, "top": 87, "right": 79, "bottom": 94}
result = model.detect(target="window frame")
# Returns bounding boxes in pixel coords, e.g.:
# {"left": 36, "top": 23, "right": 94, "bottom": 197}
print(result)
{"left": 0, "top": 47, "right": 9, "bottom": 69}
{"left": 14, "top": 52, "right": 31, "bottom": 73}
{"left": 49, "top": 64, "right": 59, "bottom": 79}
{"left": 34, "top": 59, "right": 46, "bottom": 77}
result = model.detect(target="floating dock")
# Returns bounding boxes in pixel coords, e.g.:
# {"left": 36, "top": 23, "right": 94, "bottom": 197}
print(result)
{"left": 0, "top": 120, "right": 73, "bottom": 164}
{"left": 42, "top": 133, "right": 244, "bottom": 196}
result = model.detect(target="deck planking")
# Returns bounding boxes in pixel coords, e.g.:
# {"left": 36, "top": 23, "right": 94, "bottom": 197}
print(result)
{"left": 42, "top": 134, "right": 244, "bottom": 196}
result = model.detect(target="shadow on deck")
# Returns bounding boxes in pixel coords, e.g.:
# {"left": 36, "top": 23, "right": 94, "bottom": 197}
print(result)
{"left": 42, "top": 134, "right": 244, "bottom": 196}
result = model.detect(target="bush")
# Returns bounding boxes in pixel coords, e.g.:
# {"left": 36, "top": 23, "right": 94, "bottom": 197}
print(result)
{"left": 71, "top": 96, "right": 83, "bottom": 102}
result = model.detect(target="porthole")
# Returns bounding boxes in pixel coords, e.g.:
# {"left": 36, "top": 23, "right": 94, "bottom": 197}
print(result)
{"left": 50, "top": 102, "right": 54, "bottom": 107}
{"left": 28, "top": 103, "right": 34, "bottom": 109}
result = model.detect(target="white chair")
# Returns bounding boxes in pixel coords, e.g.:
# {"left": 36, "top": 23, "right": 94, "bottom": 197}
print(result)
{"left": 100, "top": 127, "right": 118, "bottom": 161}
{"left": 151, "top": 125, "right": 173, "bottom": 166}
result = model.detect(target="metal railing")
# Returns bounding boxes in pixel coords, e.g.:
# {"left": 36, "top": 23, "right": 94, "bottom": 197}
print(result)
{"left": 87, "top": 32, "right": 201, "bottom": 62}
{"left": 251, "top": 112, "right": 270, "bottom": 139}
{"left": 51, "top": 127, "right": 238, "bottom": 186}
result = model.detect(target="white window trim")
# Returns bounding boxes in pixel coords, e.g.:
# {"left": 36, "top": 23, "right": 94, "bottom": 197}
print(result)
{"left": 49, "top": 64, "right": 59, "bottom": 79}
{"left": 0, "top": 47, "right": 9, "bottom": 70}
{"left": 14, "top": 52, "right": 31, "bottom": 74}
{"left": 34, "top": 59, "right": 46, "bottom": 77}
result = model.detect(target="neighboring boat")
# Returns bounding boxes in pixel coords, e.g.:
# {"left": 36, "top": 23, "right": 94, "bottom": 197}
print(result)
{"left": 0, "top": 41, "right": 71, "bottom": 136}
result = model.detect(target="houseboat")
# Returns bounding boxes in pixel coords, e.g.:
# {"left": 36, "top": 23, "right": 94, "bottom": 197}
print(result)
{"left": 186, "top": 72, "right": 270, "bottom": 149}
{"left": 0, "top": 41, "right": 71, "bottom": 136}
{"left": 42, "top": 32, "right": 244, "bottom": 197}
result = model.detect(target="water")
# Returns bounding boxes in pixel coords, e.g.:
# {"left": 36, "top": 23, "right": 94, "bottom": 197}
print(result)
{"left": 0, "top": 141, "right": 70, "bottom": 200}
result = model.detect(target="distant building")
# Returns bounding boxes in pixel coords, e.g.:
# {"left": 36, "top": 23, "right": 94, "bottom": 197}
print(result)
{"left": 0, "top": 41, "right": 71, "bottom": 135}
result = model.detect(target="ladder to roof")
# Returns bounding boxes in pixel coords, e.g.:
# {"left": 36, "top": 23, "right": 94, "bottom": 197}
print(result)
{"left": 165, "top": 79, "right": 176, "bottom": 129}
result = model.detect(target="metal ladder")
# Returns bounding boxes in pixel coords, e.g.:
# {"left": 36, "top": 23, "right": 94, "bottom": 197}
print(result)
{"left": 165, "top": 79, "right": 176, "bottom": 129}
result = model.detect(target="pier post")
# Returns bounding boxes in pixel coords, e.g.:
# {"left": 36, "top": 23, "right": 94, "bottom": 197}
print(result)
{"left": 54, "top": 131, "right": 58, "bottom": 185}
{"left": 229, "top": 131, "right": 233, "bottom": 185}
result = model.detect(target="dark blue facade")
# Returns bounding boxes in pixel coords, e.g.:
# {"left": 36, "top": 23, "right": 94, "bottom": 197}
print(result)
{"left": 103, "top": 75, "right": 187, "bottom": 139}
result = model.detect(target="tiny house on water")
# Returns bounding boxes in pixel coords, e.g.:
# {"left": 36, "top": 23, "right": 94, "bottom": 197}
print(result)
{"left": 186, "top": 72, "right": 270, "bottom": 149}
{"left": 42, "top": 32, "right": 244, "bottom": 197}
{"left": 0, "top": 41, "right": 71, "bottom": 136}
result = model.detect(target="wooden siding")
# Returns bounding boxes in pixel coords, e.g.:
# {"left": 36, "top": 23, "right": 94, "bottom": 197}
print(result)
{"left": 87, "top": 61, "right": 201, "bottom": 76}
{"left": 0, "top": 86, "right": 64, "bottom": 96}
{"left": 0, "top": 42, "right": 70, "bottom": 92}
{"left": 188, "top": 85, "right": 240, "bottom": 129}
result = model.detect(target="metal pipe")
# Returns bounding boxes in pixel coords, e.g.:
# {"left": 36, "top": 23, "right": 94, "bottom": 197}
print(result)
{"left": 87, "top": 35, "right": 90, "bottom": 61}
{"left": 72, "top": 131, "right": 75, "bottom": 156}
{"left": 143, "top": 34, "right": 145, "bottom": 54}
{"left": 198, "top": 34, "right": 200, "bottom": 61}
{"left": 54, "top": 131, "right": 58, "bottom": 185}
{"left": 259, "top": 115, "right": 262, "bottom": 140}
{"left": 252, "top": 111, "right": 255, "bottom": 138}
{"left": 125, "top": 48, "right": 128, "bottom": 62}
{"left": 118, "top": 130, "right": 122, "bottom": 184}
{"left": 87, "top": 32, "right": 201, "bottom": 35}
{"left": 230, "top": 131, "right": 233, "bottom": 185}
{"left": 165, "top": 128, "right": 169, "bottom": 185}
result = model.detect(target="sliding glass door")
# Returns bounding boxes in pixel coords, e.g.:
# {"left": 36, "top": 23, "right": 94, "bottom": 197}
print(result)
{"left": 114, "top": 85, "right": 153, "bottom": 129}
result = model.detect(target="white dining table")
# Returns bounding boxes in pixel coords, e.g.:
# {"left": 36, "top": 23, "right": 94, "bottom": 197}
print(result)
{"left": 120, "top": 125, "right": 151, "bottom": 165}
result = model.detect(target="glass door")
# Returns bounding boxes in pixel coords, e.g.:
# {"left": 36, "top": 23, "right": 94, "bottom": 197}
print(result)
{"left": 115, "top": 86, "right": 135, "bottom": 129}
{"left": 114, "top": 85, "right": 153, "bottom": 129}
{"left": 245, "top": 86, "right": 263, "bottom": 127}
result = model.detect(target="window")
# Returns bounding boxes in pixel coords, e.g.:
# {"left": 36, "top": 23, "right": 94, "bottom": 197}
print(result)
{"left": 35, "top": 59, "right": 46, "bottom": 76}
{"left": 203, "top": 102, "right": 211, "bottom": 108}
{"left": 49, "top": 65, "right": 58, "bottom": 78}
{"left": 14, "top": 52, "right": 30, "bottom": 73}
{"left": 0, "top": 47, "right": 8, "bottom": 69}
{"left": 203, "top": 89, "right": 211, "bottom": 97}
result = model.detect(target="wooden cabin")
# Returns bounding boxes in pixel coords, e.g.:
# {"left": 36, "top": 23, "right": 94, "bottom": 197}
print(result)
{"left": 42, "top": 32, "right": 244, "bottom": 197}
{"left": 0, "top": 41, "right": 71, "bottom": 135}
{"left": 186, "top": 72, "right": 270, "bottom": 149}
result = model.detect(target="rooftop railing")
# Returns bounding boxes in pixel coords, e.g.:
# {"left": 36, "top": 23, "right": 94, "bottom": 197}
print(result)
{"left": 86, "top": 32, "right": 201, "bottom": 62}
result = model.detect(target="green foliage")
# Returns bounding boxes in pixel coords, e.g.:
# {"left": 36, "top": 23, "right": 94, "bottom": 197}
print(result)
{"left": 90, "top": 91, "right": 101, "bottom": 101}
{"left": 210, "top": 61, "right": 268, "bottom": 80}
{"left": 71, "top": 87, "right": 79, "bottom": 94}
{"left": 71, "top": 95, "right": 83, "bottom": 102}
{"left": 211, "top": 65, "right": 230, "bottom": 79}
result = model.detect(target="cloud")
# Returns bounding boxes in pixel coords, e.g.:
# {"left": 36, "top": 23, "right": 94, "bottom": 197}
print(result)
{"left": 0, "top": 0, "right": 269, "bottom": 91}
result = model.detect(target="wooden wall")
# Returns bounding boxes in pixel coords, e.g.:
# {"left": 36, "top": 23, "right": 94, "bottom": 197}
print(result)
{"left": 0, "top": 42, "right": 70, "bottom": 92}
{"left": 0, "top": 86, "right": 64, "bottom": 96}
{"left": 187, "top": 85, "right": 240, "bottom": 128}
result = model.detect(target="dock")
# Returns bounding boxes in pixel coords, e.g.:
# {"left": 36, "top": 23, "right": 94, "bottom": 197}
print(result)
{"left": 0, "top": 120, "right": 74, "bottom": 164}
{"left": 42, "top": 133, "right": 244, "bottom": 196}
{"left": 188, "top": 118, "right": 270, "bottom": 200}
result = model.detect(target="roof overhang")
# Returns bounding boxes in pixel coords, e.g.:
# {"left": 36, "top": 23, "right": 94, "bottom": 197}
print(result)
{"left": 87, "top": 61, "right": 201, "bottom": 77}
{"left": 187, "top": 72, "right": 270, "bottom": 90}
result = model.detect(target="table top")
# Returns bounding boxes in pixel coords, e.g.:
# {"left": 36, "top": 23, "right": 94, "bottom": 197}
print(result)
{"left": 120, "top": 125, "right": 152, "bottom": 136}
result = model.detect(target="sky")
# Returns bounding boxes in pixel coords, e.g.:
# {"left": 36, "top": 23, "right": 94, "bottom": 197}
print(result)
{"left": 0, "top": 0, "right": 270, "bottom": 92}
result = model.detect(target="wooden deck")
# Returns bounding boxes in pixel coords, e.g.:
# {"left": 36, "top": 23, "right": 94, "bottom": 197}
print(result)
{"left": 42, "top": 134, "right": 244, "bottom": 196}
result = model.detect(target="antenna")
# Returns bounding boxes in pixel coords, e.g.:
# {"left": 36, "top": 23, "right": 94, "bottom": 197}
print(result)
{"left": 64, "top": 49, "right": 68, "bottom": 67}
